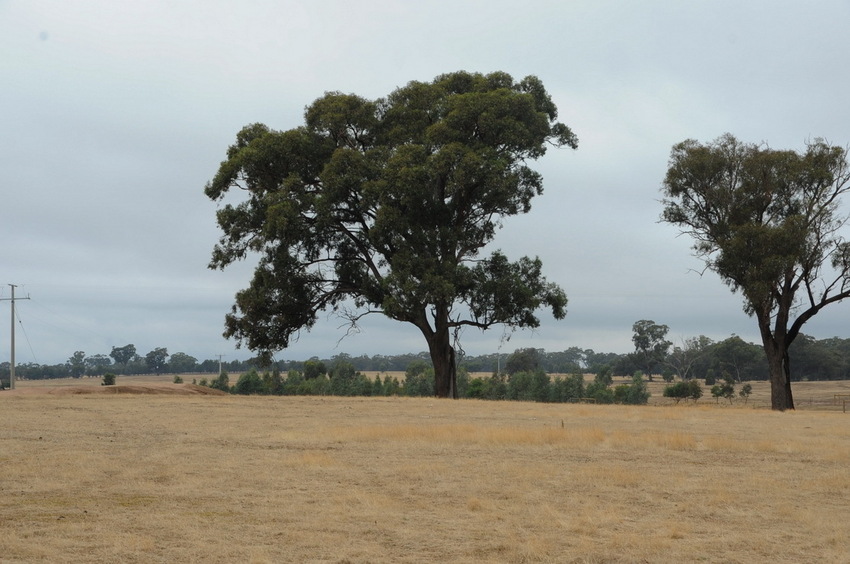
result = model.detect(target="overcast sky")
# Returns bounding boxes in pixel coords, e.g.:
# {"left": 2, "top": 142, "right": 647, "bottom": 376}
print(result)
{"left": 3, "top": 0, "right": 850, "bottom": 366}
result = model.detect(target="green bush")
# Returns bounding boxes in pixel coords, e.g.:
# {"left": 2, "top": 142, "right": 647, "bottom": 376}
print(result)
{"left": 711, "top": 381, "right": 735, "bottom": 403}
{"left": 403, "top": 360, "right": 434, "bottom": 397}
{"left": 327, "top": 361, "right": 371, "bottom": 396}
{"left": 739, "top": 383, "right": 753, "bottom": 403}
{"left": 283, "top": 370, "right": 304, "bottom": 394}
{"left": 465, "top": 373, "right": 507, "bottom": 400}
{"left": 382, "top": 375, "right": 401, "bottom": 396}
{"left": 173, "top": 375, "right": 184, "bottom": 384}
{"left": 210, "top": 372, "right": 230, "bottom": 392}
{"left": 465, "top": 376, "right": 487, "bottom": 399}
{"left": 101, "top": 373, "right": 116, "bottom": 386}
{"left": 594, "top": 366, "right": 613, "bottom": 387}
{"left": 234, "top": 369, "right": 264, "bottom": 395}
{"left": 297, "top": 374, "right": 329, "bottom": 395}
{"left": 507, "top": 370, "right": 532, "bottom": 400}
{"left": 456, "top": 367, "right": 469, "bottom": 397}
{"left": 371, "top": 376, "right": 385, "bottom": 396}
{"left": 663, "top": 380, "right": 703, "bottom": 403}
{"left": 262, "top": 370, "right": 285, "bottom": 395}
{"left": 585, "top": 380, "right": 614, "bottom": 404}
{"left": 614, "top": 373, "right": 650, "bottom": 405}
{"left": 549, "top": 372, "right": 584, "bottom": 403}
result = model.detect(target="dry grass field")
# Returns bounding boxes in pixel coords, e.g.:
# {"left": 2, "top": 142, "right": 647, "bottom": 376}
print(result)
{"left": 1, "top": 377, "right": 849, "bottom": 563}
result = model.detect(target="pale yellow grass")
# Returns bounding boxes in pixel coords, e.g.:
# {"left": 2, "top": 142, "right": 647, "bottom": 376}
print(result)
{"left": 1, "top": 386, "right": 849, "bottom": 563}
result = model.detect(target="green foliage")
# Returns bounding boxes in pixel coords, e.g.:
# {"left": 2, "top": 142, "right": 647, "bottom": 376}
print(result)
{"left": 465, "top": 373, "right": 507, "bottom": 400}
{"left": 295, "top": 373, "right": 330, "bottom": 396}
{"left": 465, "top": 376, "right": 486, "bottom": 399}
{"left": 661, "top": 134, "right": 850, "bottom": 410}
{"left": 210, "top": 372, "right": 230, "bottom": 392}
{"left": 686, "top": 379, "right": 703, "bottom": 402}
{"left": 710, "top": 385, "right": 723, "bottom": 403}
{"left": 263, "top": 370, "right": 285, "bottom": 395}
{"left": 325, "top": 360, "right": 372, "bottom": 396}
{"left": 234, "top": 369, "right": 264, "bottom": 395}
{"left": 549, "top": 372, "right": 585, "bottom": 403}
{"left": 282, "top": 370, "right": 303, "bottom": 395}
{"left": 710, "top": 380, "right": 735, "bottom": 404}
{"left": 109, "top": 344, "right": 136, "bottom": 366}
{"left": 173, "top": 375, "right": 183, "bottom": 384}
{"left": 613, "top": 372, "right": 650, "bottom": 405}
{"left": 145, "top": 347, "right": 169, "bottom": 375}
{"left": 205, "top": 71, "right": 575, "bottom": 397}
{"left": 403, "top": 360, "right": 434, "bottom": 397}
{"left": 663, "top": 380, "right": 703, "bottom": 403}
{"left": 84, "top": 354, "right": 112, "bottom": 377}
{"left": 371, "top": 376, "right": 385, "bottom": 397}
{"left": 382, "top": 374, "right": 402, "bottom": 396}
{"left": 455, "top": 367, "right": 469, "bottom": 398}
{"left": 505, "top": 348, "right": 541, "bottom": 375}
{"left": 507, "top": 370, "right": 550, "bottom": 402}
{"left": 67, "top": 351, "right": 86, "bottom": 378}
{"left": 739, "top": 383, "right": 753, "bottom": 403}
{"left": 710, "top": 336, "right": 766, "bottom": 381}
{"left": 303, "top": 359, "right": 327, "bottom": 380}
{"left": 594, "top": 366, "right": 613, "bottom": 387}
{"left": 168, "top": 352, "right": 198, "bottom": 374}
{"left": 585, "top": 380, "right": 614, "bottom": 404}
{"left": 630, "top": 320, "right": 671, "bottom": 381}
{"left": 101, "top": 373, "right": 116, "bottom": 386}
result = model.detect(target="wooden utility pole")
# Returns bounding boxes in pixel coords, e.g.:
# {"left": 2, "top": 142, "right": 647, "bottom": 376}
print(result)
{"left": 0, "top": 285, "right": 30, "bottom": 390}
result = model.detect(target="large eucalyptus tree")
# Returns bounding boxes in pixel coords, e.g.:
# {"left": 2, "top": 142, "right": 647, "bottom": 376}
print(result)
{"left": 661, "top": 134, "right": 850, "bottom": 410}
{"left": 206, "top": 71, "right": 575, "bottom": 397}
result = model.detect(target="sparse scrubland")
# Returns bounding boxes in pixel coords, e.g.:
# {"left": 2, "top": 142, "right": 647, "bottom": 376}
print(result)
{"left": 1, "top": 378, "right": 849, "bottom": 563}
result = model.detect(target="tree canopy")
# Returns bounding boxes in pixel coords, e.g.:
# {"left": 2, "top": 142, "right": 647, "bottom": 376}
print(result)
{"left": 206, "top": 71, "right": 576, "bottom": 397}
{"left": 630, "top": 319, "right": 671, "bottom": 381}
{"left": 661, "top": 133, "right": 850, "bottom": 410}
{"left": 110, "top": 344, "right": 137, "bottom": 366}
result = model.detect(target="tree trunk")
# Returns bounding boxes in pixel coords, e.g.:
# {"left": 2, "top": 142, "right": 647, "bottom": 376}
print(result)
{"left": 782, "top": 349, "right": 795, "bottom": 410}
{"left": 756, "top": 308, "right": 795, "bottom": 411}
{"left": 425, "top": 327, "right": 457, "bottom": 399}
{"left": 762, "top": 339, "right": 795, "bottom": 411}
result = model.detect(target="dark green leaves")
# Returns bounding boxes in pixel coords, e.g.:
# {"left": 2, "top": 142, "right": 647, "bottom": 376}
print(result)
{"left": 661, "top": 134, "right": 850, "bottom": 316}
{"left": 206, "top": 71, "right": 574, "bottom": 358}
{"left": 465, "top": 251, "right": 567, "bottom": 328}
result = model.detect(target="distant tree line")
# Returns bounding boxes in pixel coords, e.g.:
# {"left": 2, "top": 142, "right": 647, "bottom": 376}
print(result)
{"left": 196, "top": 359, "right": 651, "bottom": 405}
{"left": 611, "top": 331, "right": 850, "bottom": 383}
{"left": 2, "top": 332, "right": 849, "bottom": 388}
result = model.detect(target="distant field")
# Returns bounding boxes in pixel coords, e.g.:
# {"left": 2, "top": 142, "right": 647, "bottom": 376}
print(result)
{"left": 1, "top": 379, "right": 849, "bottom": 562}
{"left": 13, "top": 372, "right": 850, "bottom": 411}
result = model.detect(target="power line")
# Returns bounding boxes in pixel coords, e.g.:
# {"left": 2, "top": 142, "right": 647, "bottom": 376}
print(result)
{"left": 13, "top": 305, "right": 38, "bottom": 365}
